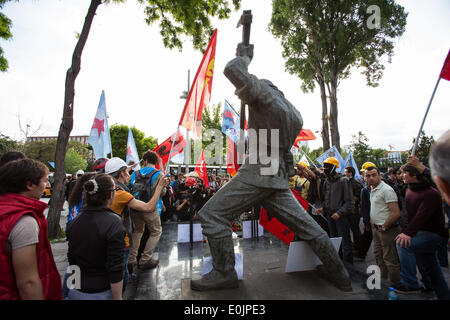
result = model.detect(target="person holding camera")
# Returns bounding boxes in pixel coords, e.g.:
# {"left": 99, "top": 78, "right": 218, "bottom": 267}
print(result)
{"left": 174, "top": 177, "right": 197, "bottom": 222}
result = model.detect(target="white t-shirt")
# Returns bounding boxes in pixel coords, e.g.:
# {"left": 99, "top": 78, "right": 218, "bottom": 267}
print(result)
{"left": 6, "top": 215, "right": 40, "bottom": 252}
{"left": 369, "top": 181, "right": 398, "bottom": 225}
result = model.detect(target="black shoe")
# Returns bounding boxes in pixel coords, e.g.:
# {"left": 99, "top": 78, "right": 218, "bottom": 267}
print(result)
{"left": 139, "top": 258, "right": 159, "bottom": 270}
{"left": 393, "top": 283, "right": 421, "bottom": 294}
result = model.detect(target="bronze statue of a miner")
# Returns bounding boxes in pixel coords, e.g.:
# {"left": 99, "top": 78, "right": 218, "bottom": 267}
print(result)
{"left": 191, "top": 11, "right": 352, "bottom": 293}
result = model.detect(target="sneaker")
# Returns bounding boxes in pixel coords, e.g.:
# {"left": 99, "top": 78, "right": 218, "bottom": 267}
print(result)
{"left": 139, "top": 258, "right": 159, "bottom": 270}
{"left": 393, "top": 283, "right": 421, "bottom": 294}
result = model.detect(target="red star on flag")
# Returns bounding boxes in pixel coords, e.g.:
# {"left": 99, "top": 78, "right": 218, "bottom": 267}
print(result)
{"left": 91, "top": 117, "right": 104, "bottom": 137}
{"left": 126, "top": 146, "right": 132, "bottom": 156}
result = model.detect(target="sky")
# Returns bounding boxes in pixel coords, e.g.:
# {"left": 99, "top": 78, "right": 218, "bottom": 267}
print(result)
{"left": 0, "top": 0, "right": 449, "bottom": 154}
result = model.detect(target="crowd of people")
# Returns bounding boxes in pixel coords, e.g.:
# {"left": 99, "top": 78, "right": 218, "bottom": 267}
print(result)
{"left": 0, "top": 130, "right": 449, "bottom": 300}
{"left": 289, "top": 148, "right": 450, "bottom": 300}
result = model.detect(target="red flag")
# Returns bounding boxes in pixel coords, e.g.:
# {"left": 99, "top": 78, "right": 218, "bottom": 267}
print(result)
{"left": 439, "top": 49, "right": 450, "bottom": 81}
{"left": 293, "top": 129, "right": 316, "bottom": 147}
{"left": 226, "top": 136, "right": 240, "bottom": 177}
{"left": 153, "top": 131, "right": 186, "bottom": 168}
{"left": 179, "top": 30, "right": 217, "bottom": 138}
{"left": 195, "top": 150, "right": 209, "bottom": 189}
{"left": 259, "top": 190, "right": 309, "bottom": 246}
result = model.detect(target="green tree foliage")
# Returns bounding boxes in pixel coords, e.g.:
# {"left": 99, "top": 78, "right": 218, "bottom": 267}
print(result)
{"left": 24, "top": 139, "right": 92, "bottom": 170}
{"left": 24, "top": 140, "right": 56, "bottom": 166}
{"left": 48, "top": 0, "right": 241, "bottom": 239}
{"left": 138, "top": 0, "right": 240, "bottom": 52}
{"left": 350, "top": 131, "right": 371, "bottom": 168}
{"left": 65, "top": 148, "right": 87, "bottom": 174}
{"left": 270, "top": 0, "right": 407, "bottom": 151}
{"left": 0, "top": 133, "right": 19, "bottom": 155}
{"left": 349, "top": 131, "right": 390, "bottom": 169}
{"left": 0, "top": 0, "right": 13, "bottom": 72}
{"left": 410, "top": 131, "right": 435, "bottom": 167}
{"left": 109, "top": 124, "right": 157, "bottom": 162}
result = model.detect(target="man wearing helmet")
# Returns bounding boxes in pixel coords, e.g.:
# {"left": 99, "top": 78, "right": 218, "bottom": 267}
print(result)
{"left": 317, "top": 157, "right": 354, "bottom": 265}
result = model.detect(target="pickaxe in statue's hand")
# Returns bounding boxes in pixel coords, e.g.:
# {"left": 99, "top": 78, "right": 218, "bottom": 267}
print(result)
{"left": 236, "top": 10, "right": 253, "bottom": 152}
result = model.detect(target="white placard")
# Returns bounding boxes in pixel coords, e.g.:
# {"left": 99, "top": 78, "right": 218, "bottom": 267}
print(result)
{"left": 177, "top": 223, "right": 203, "bottom": 243}
{"left": 202, "top": 253, "right": 243, "bottom": 280}
{"left": 285, "top": 237, "right": 342, "bottom": 272}
{"left": 242, "top": 220, "right": 264, "bottom": 239}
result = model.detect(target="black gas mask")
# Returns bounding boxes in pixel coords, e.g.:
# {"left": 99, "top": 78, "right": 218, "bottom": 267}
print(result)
{"left": 323, "top": 163, "right": 337, "bottom": 177}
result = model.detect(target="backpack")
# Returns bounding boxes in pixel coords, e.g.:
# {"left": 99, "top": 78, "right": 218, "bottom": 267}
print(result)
{"left": 115, "top": 181, "right": 134, "bottom": 245}
{"left": 131, "top": 169, "right": 160, "bottom": 203}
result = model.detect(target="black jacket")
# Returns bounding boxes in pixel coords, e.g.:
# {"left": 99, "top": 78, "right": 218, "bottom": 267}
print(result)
{"left": 67, "top": 206, "right": 126, "bottom": 293}
{"left": 322, "top": 173, "right": 354, "bottom": 218}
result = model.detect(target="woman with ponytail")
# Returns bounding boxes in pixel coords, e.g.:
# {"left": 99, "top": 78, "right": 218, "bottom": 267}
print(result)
{"left": 66, "top": 173, "right": 126, "bottom": 300}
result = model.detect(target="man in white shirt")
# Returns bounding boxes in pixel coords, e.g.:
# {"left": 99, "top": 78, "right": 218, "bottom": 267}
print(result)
{"left": 365, "top": 166, "right": 402, "bottom": 286}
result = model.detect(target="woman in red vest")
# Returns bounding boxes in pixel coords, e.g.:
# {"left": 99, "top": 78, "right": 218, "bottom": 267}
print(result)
{"left": 0, "top": 158, "right": 62, "bottom": 300}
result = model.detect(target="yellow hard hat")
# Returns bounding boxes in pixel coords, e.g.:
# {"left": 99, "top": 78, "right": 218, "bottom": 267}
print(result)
{"left": 323, "top": 157, "right": 339, "bottom": 168}
{"left": 297, "top": 161, "right": 308, "bottom": 168}
{"left": 361, "top": 162, "right": 376, "bottom": 172}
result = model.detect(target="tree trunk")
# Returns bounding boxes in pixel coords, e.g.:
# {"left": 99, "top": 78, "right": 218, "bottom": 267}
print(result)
{"left": 328, "top": 71, "right": 340, "bottom": 152}
{"left": 47, "top": 0, "right": 102, "bottom": 239}
{"left": 318, "top": 78, "right": 330, "bottom": 151}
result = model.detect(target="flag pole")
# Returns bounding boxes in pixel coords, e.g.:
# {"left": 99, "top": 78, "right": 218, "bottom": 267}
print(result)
{"left": 164, "top": 127, "right": 182, "bottom": 175}
{"left": 299, "top": 149, "right": 318, "bottom": 168}
{"left": 411, "top": 77, "right": 441, "bottom": 156}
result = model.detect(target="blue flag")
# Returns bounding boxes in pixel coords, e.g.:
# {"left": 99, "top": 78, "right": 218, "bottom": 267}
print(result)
{"left": 126, "top": 128, "right": 141, "bottom": 171}
{"left": 315, "top": 146, "right": 346, "bottom": 173}
{"left": 88, "top": 90, "right": 112, "bottom": 159}
{"left": 222, "top": 100, "right": 240, "bottom": 143}
{"left": 344, "top": 151, "right": 361, "bottom": 179}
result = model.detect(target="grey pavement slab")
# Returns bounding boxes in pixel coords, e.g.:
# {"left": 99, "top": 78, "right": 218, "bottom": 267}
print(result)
{"left": 49, "top": 209, "right": 450, "bottom": 301}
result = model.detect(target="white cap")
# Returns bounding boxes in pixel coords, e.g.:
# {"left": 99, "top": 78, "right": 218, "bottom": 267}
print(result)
{"left": 105, "top": 157, "right": 128, "bottom": 174}
{"left": 76, "top": 169, "right": 84, "bottom": 176}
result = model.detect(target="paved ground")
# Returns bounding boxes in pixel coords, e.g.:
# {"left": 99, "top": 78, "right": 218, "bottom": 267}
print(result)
{"left": 46, "top": 198, "right": 450, "bottom": 300}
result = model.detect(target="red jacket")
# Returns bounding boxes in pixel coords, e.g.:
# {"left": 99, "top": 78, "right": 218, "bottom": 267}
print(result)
{"left": 0, "top": 193, "right": 62, "bottom": 300}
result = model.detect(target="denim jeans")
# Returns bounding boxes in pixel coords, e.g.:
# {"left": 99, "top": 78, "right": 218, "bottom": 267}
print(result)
{"left": 68, "top": 288, "right": 113, "bottom": 300}
{"left": 62, "top": 271, "right": 70, "bottom": 300}
{"left": 123, "top": 248, "right": 130, "bottom": 293}
{"left": 398, "top": 231, "right": 450, "bottom": 300}
{"left": 327, "top": 214, "right": 353, "bottom": 263}
{"left": 396, "top": 242, "right": 431, "bottom": 290}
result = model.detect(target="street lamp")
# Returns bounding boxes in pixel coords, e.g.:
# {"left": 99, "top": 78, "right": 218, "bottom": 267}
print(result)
{"left": 180, "top": 70, "right": 190, "bottom": 174}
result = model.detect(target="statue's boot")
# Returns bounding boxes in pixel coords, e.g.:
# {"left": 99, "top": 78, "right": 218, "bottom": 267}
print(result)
{"left": 191, "top": 237, "right": 239, "bottom": 291}
{"left": 307, "top": 234, "right": 353, "bottom": 292}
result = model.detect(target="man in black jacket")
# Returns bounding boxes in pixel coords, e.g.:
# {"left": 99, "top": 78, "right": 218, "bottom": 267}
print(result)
{"left": 317, "top": 158, "right": 354, "bottom": 265}
{"left": 345, "top": 166, "right": 363, "bottom": 257}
